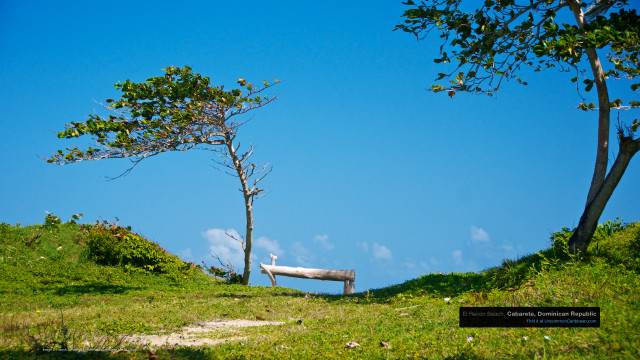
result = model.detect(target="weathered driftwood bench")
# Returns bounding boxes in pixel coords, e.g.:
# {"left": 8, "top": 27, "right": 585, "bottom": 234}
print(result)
{"left": 260, "top": 255, "right": 355, "bottom": 294}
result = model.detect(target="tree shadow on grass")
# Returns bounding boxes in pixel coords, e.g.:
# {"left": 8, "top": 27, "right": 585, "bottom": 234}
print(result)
{"left": 0, "top": 348, "right": 130, "bottom": 359}
{"left": 162, "top": 347, "right": 215, "bottom": 360}
{"left": 53, "top": 283, "right": 143, "bottom": 296}
{"left": 204, "top": 284, "right": 307, "bottom": 299}
{"left": 443, "top": 353, "right": 487, "bottom": 360}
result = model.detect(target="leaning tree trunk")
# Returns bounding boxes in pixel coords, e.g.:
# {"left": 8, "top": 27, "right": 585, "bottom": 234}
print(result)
{"left": 225, "top": 133, "right": 254, "bottom": 285}
{"left": 566, "top": 0, "right": 620, "bottom": 253}
{"left": 568, "top": 136, "right": 640, "bottom": 253}
{"left": 583, "top": 46, "right": 610, "bottom": 206}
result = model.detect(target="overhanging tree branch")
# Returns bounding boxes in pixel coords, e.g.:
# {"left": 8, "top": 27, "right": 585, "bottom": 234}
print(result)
{"left": 396, "top": 0, "right": 639, "bottom": 253}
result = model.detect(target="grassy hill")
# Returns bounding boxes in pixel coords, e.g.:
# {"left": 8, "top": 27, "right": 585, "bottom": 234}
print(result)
{"left": 1, "top": 216, "right": 639, "bottom": 359}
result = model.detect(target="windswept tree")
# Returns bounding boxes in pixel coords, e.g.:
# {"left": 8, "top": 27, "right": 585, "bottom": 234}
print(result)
{"left": 396, "top": 0, "right": 639, "bottom": 252}
{"left": 45, "top": 66, "right": 279, "bottom": 284}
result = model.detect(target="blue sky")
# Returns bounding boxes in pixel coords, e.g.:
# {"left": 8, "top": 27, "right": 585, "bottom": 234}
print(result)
{"left": 1, "top": 1, "right": 638, "bottom": 294}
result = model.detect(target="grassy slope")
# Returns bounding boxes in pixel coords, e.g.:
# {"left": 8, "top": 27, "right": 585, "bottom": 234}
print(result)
{"left": 0, "top": 220, "right": 639, "bottom": 359}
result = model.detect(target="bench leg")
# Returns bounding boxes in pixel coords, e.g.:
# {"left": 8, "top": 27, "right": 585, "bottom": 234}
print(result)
{"left": 260, "top": 263, "right": 277, "bottom": 287}
{"left": 344, "top": 280, "right": 355, "bottom": 294}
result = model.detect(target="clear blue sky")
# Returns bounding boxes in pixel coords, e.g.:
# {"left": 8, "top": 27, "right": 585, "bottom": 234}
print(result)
{"left": 1, "top": 1, "right": 638, "bottom": 294}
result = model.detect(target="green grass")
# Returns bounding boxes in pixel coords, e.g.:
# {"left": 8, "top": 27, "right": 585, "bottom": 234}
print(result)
{"left": 1, "top": 217, "right": 639, "bottom": 359}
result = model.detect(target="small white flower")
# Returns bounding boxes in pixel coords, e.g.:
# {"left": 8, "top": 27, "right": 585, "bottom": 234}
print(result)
{"left": 522, "top": 336, "right": 528, "bottom": 341}
{"left": 57, "top": 246, "right": 63, "bottom": 251}
{"left": 544, "top": 335, "right": 551, "bottom": 341}
{"left": 444, "top": 297, "right": 451, "bottom": 302}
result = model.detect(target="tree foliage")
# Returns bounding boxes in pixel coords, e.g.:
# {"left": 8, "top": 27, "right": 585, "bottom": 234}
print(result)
{"left": 396, "top": 0, "right": 639, "bottom": 105}
{"left": 47, "top": 66, "right": 278, "bottom": 174}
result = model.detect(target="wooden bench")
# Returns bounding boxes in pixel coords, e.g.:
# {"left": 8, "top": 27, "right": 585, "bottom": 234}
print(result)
{"left": 260, "top": 255, "right": 355, "bottom": 294}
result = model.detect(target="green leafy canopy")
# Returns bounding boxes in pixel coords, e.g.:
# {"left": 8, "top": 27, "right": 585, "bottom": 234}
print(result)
{"left": 46, "top": 66, "right": 279, "bottom": 165}
{"left": 395, "top": 0, "right": 639, "bottom": 105}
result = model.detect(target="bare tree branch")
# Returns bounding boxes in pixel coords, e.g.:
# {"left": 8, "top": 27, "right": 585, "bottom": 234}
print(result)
{"left": 224, "top": 230, "right": 246, "bottom": 251}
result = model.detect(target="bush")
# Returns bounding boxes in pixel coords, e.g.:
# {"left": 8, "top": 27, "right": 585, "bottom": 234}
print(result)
{"left": 43, "top": 213, "right": 61, "bottom": 232}
{"left": 83, "top": 222, "right": 194, "bottom": 278}
{"left": 201, "top": 261, "right": 244, "bottom": 284}
{"left": 549, "top": 227, "right": 573, "bottom": 254}
{"left": 590, "top": 222, "right": 640, "bottom": 273}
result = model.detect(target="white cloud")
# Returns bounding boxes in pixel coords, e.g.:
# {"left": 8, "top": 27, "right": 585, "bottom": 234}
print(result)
{"left": 255, "top": 236, "right": 283, "bottom": 256}
{"left": 179, "top": 248, "right": 193, "bottom": 261}
{"left": 357, "top": 241, "right": 369, "bottom": 252}
{"left": 403, "top": 257, "right": 417, "bottom": 269}
{"left": 403, "top": 258, "right": 432, "bottom": 275}
{"left": 430, "top": 257, "right": 439, "bottom": 267}
{"left": 470, "top": 226, "right": 490, "bottom": 243}
{"left": 291, "top": 241, "right": 312, "bottom": 266}
{"left": 452, "top": 249, "right": 463, "bottom": 265}
{"left": 314, "top": 234, "right": 334, "bottom": 250}
{"left": 202, "top": 228, "right": 245, "bottom": 270}
{"left": 499, "top": 240, "right": 514, "bottom": 253}
{"left": 372, "top": 242, "right": 393, "bottom": 260}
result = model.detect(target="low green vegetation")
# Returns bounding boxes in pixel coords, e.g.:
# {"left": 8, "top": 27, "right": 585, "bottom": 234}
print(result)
{"left": 1, "top": 215, "right": 639, "bottom": 359}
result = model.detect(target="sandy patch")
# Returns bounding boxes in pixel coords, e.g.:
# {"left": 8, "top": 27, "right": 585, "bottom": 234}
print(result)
{"left": 123, "top": 319, "right": 285, "bottom": 348}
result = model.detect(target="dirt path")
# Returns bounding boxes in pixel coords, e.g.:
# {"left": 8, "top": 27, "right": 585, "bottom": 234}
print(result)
{"left": 123, "top": 319, "right": 285, "bottom": 348}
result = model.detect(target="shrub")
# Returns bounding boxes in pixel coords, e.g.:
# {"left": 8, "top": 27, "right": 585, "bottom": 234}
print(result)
{"left": 83, "top": 221, "right": 194, "bottom": 278}
{"left": 43, "top": 213, "right": 61, "bottom": 232}
{"left": 549, "top": 227, "right": 573, "bottom": 254}
{"left": 590, "top": 222, "right": 640, "bottom": 273}
{"left": 201, "top": 260, "right": 244, "bottom": 284}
